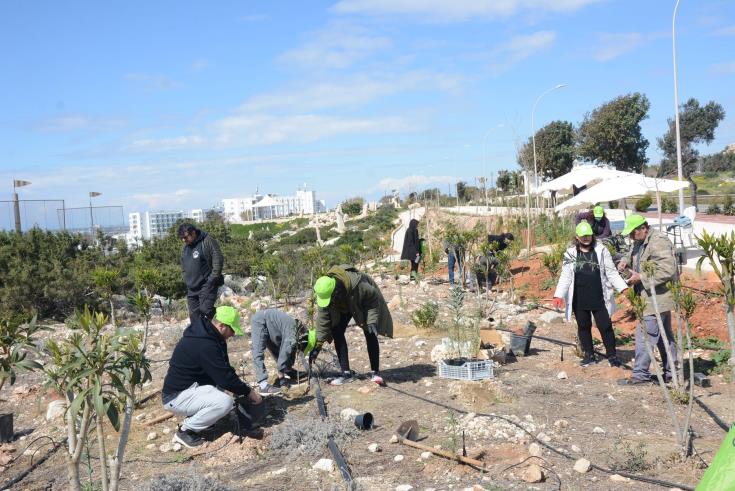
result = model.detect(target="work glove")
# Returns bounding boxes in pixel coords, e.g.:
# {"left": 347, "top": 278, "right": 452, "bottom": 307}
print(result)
{"left": 366, "top": 324, "right": 378, "bottom": 337}
{"left": 552, "top": 297, "right": 564, "bottom": 310}
{"left": 415, "top": 253, "right": 420, "bottom": 263}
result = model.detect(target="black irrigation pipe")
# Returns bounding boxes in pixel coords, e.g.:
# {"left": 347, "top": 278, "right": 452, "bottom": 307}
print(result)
{"left": 693, "top": 396, "right": 731, "bottom": 433}
{"left": 385, "top": 385, "right": 696, "bottom": 491}
{"left": 0, "top": 441, "right": 62, "bottom": 491}
{"left": 298, "top": 352, "right": 355, "bottom": 489}
{"left": 496, "top": 326, "right": 733, "bottom": 432}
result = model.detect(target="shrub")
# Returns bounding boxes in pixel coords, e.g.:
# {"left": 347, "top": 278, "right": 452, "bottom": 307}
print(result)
{"left": 341, "top": 197, "right": 365, "bottom": 217}
{"left": 723, "top": 195, "right": 735, "bottom": 216}
{"left": 608, "top": 200, "right": 618, "bottom": 209}
{"left": 541, "top": 243, "right": 566, "bottom": 278}
{"left": 661, "top": 196, "right": 678, "bottom": 213}
{"left": 634, "top": 194, "right": 652, "bottom": 212}
{"left": 707, "top": 203, "right": 722, "bottom": 215}
{"left": 411, "top": 300, "right": 440, "bottom": 329}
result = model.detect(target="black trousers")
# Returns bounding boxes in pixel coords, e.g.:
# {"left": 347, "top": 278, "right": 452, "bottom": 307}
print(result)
{"left": 409, "top": 260, "right": 419, "bottom": 275}
{"left": 574, "top": 307, "right": 616, "bottom": 357}
{"left": 332, "top": 312, "right": 380, "bottom": 373}
{"left": 186, "top": 276, "right": 223, "bottom": 320}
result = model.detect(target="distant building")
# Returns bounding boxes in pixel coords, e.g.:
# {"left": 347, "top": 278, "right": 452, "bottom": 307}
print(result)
{"left": 222, "top": 186, "right": 326, "bottom": 222}
{"left": 127, "top": 208, "right": 203, "bottom": 246}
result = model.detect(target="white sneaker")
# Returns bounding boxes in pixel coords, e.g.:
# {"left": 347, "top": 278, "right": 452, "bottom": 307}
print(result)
{"left": 329, "top": 371, "right": 355, "bottom": 386}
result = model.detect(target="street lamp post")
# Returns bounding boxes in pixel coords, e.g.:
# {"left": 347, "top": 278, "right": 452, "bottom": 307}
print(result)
{"left": 531, "top": 84, "right": 567, "bottom": 207}
{"left": 483, "top": 123, "right": 505, "bottom": 209}
{"left": 89, "top": 191, "right": 102, "bottom": 236}
{"left": 12, "top": 179, "right": 31, "bottom": 233}
{"left": 672, "top": 0, "right": 685, "bottom": 214}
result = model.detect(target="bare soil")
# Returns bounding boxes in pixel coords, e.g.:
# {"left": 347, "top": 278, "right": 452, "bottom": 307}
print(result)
{"left": 0, "top": 261, "right": 732, "bottom": 490}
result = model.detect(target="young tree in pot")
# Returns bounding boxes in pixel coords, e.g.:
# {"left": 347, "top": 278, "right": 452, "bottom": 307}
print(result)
{"left": 0, "top": 317, "right": 47, "bottom": 442}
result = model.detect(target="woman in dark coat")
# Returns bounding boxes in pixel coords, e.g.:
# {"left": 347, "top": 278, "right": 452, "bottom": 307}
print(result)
{"left": 400, "top": 219, "right": 421, "bottom": 281}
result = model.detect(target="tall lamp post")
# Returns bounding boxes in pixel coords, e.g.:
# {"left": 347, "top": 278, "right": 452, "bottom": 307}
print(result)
{"left": 531, "top": 83, "right": 567, "bottom": 206}
{"left": 483, "top": 123, "right": 505, "bottom": 209}
{"left": 12, "top": 179, "right": 31, "bottom": 233}
{"left": 672, "top": 0, "right": 685, "bottom": 214}
{"left": 89, "top": 191, "right": 102, "bottom": 236}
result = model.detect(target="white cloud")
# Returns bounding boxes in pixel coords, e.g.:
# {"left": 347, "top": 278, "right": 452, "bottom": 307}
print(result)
{"left": 593, "top": 32, "right": 644, "bottom": 62}
{"left": 213, "top": 114, "right": 416, "bottom": 145}
{"left": 332, "top": 0, "right": 604, "bottom": 22}
{"left": 239, "top": 71, "right": 463, "bottom": 112}
{"left": 124, "top": 114, "right": 417, "bottom": 152}
{"left": 130, "top": 189, "right": 193, "bottom": 208}
{"left": 127, "top": 135, "right": 207, "bottom": 152}
{"left": 277, "top": 22, "right": 391, "bottom": 69}
{"left": 489, "top": 31, "right": 556, "bottom": 73}
{"left": 191, "top": 58, "right": 210, "bottom": 71}
{"left": 240, "top": 14, "right": 269, "bottom": 22}
{"left": 375, "top": 174, "right": 456, "bottom": 191}
{"left": 124, "top": 73, "right": 180, "bottom": 91}
{"left": 713, "top": 25, "right": 735, "bottom": 36}
{"left": 711, "top": 61, "right": 735, "bottom": 75}
{"left": 33, "top": 114, "right": 126, "bottom": 133}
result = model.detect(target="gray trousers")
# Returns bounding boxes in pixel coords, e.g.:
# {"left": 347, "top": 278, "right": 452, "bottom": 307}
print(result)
{"left": 633, "top": 311, "right": 677, "bottom": 381}
{"left": 163, "top": 383, "right": 233, "bottom": 433}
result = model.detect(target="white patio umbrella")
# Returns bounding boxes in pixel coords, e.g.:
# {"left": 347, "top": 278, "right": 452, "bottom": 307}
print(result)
{"left": 534, "top": 165, "right": 628, "bottom": 195}
{"left": 554, "top": 174, "right": 689, "bottom": 229}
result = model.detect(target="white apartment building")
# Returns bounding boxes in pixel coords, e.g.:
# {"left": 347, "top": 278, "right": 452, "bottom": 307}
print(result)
{"left": 127, "top": 208, "right": 204, "bottom": 246}
{"left": 222, "top": 187, "right": 325, "bottom": 222}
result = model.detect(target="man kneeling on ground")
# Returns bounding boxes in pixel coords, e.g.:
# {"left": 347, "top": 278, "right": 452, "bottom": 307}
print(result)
{"left": 251, "top": 308, "right": 314, "bottom": 395}
{"left": 162, "top": 306, "right": 263, "bottom": 448}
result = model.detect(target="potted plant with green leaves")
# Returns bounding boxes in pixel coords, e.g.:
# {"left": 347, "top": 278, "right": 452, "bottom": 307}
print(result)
{"left": 438, "top": 287, "right": 493, "bottom": 381}
{"left": 0, "top": 316, "right": 47, "bottom": 442}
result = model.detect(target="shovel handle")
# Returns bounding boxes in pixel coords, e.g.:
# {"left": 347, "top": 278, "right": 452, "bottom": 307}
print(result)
{"left": 398, "top": 438, "right": 487, "bottom": 469}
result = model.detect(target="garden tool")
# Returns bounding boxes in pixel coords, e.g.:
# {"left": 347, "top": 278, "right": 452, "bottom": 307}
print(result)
{"left": 394, "top": 420, "right": 489, "bottom": 471}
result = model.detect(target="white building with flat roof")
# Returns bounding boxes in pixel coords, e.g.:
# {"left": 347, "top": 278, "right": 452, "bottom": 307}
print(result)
{"left": 127, "top": 208, "right": 204, "bottom": 246}
{"left": 223, "top": 187, "right": 325, "bottom": 222}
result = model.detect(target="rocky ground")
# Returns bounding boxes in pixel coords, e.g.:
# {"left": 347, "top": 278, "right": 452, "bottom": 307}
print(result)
{"left": 0, "top": 267, "right": 732, "bottom": 491}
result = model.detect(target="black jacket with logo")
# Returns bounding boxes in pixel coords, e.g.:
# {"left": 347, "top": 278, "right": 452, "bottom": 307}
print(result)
{"left": 181, "top": 231, "right": 224, "bottom": 291}
{"left": 163, "top": 315, "right": 251, "bottom": 398}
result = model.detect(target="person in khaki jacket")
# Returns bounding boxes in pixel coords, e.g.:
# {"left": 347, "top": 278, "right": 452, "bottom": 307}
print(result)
{"left": 616, "top": 215, "right": 678, "bottom": 385}
{"left": 311, "top": 265, "right": 393, "bottom": 386}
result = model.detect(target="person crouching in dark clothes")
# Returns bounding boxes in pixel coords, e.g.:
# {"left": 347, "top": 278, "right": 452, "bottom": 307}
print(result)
{"left": 162, "top": 306, "right": 262, "bottom": 448}
{"left": 476, "top": 233, "right": 515, "bottom": 289}
{"left": 178, "top": 223, "right": 224, "bottom": 321}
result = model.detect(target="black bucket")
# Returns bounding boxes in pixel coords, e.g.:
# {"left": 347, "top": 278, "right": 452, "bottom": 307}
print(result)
{"left": 511, "top": 321, "right": 537, "bottom": 357}
{"left": 0, "top": 413, "right": 13, "bottom": 443}
{"left": 354, "top": 412, "right": 374, "bottom": 430}
{"left": 236, "top": 399, "right": 267, "bottom": 430}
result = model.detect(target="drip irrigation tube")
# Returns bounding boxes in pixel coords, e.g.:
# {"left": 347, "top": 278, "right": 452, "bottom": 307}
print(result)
{"left": 298, "top": 352, "right": 355, "bottom": 489}
{"left": 0, "top": 442, "right": 62, "bottom": 491}
{"left": 693, "top": 396, "right": 731, "bottom": 432}
{"left": 386, "top": 384, "right": 696, "bottom": 491}
{"left": 498, "top": 327, "right": 732, "bottom": 430}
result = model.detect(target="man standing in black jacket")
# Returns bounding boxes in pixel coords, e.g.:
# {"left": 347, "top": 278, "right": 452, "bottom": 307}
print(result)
{"left": 162, "top": 306, "right": 262, "bottom": 448}
{"left": 178, "top": 223, "right": 224, "bottom": 320}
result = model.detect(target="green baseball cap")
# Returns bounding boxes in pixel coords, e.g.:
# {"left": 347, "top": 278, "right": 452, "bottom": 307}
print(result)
{"left": 593, "top": 205, "right": 604, "bottom": 219}
{"left": 314, "top": 276, "right": 336, "bottom": 308}
{"left": 622, "top": 214, "right": 647, "bottom": 236}
{"left": 575, "top": 221, "right": 593, "bottom": 237}
{"left": 214, "top": 305, "right": 242, "bottom": 336}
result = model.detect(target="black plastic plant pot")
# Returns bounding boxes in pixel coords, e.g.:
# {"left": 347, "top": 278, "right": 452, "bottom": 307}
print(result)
{"left": 0, "top": 413, "right": 13, "bottom": 443}
{"left": 354, "top": 412, "right": 374, "bottom": 430}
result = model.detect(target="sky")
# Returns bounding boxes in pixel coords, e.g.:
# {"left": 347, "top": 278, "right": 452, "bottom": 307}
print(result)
{"left": 1, "top": 0, "right": 734, "bottom": 222}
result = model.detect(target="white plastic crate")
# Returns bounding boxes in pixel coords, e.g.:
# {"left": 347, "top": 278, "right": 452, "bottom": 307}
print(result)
{"left": 437, "top": 359, "right": 494, "bottom": 381}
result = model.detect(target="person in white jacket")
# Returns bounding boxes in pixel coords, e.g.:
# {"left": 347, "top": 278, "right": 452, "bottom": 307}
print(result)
{"left": 552, "top": 221, "right": 628, "bottom": 367}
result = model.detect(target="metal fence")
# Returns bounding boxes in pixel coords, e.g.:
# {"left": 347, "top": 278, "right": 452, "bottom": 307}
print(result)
{"left": 0, "top": 200, "right": 125, "bottom": 234}
{"left": 0, "top": 199, "right": 66, "bottom": 232}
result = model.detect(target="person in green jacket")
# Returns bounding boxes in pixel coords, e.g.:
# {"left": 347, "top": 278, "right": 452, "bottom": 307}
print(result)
{"left": 311, "top": 265, "right": 394, "bottom": 386}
